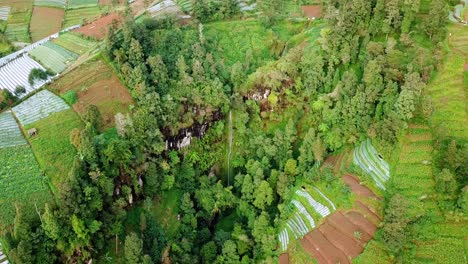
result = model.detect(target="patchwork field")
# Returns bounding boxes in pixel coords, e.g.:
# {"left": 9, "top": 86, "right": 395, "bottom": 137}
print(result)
{"left": 62, "top": 5, "right": 101, "bottom": 28}
{"left": 24, "top": 109, "right": 83, "bottom": 190}
{"left": 49, "top": 59, "right": 134, "bottom": 130}
{"left": 52, "top": 31, "right": 96, "bottom": 54}
{"left": 29, "top": 41, "right": 78, "bottom": 73}
{"left": 29, "top": 6, "right": 64, "bottom": 42}
{"left": 3, "top": 0, "right": 33, "bottom": 42}
{"left": 353, "top": 139, "right": 390, "bottom": 190}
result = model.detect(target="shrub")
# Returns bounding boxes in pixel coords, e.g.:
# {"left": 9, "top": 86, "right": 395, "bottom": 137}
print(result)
{"left": 28, "top": 68, "right": 51, "bottom": 85}
{"left": 62, "top": 90, "right": 78, "bottom": 105}
{"left": 14, "top": 86, "right": 26, "bottom": 96}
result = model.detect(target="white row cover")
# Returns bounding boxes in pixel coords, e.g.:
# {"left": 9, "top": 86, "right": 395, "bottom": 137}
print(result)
{"left": 0, "top": 111, "right": 27, "bottom": 149}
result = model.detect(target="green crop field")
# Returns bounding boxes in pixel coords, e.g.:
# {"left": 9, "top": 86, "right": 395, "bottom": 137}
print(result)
{"left": 24, "top": 109, "right": 83, "bottom": 191}
{"left": 0, "top": 145, "right": 50, "bottom": 228}
{"left": 67, "top": 0, "right": 98, "bottom": 8}
{"left": 29, "top": 41, "right": 78, "bottom": 73}
{"left": 34, "top": 0, "right": 66, "bottom": 8}
{"left": 52, "top": 32, "right": 96, "bottom": 54}
{"left": 63, "top": 5, "right": 101, "bottom": 28}
{"left": 175, "top": 0, "right": 192, "bottom": 12}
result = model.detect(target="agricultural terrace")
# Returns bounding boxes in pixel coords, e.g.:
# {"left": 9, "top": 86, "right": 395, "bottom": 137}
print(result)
{"left": 29, "top": 6, "right": 64, "bottom": 42}
{"left": 175, "top": 0, "right": 191, "bottom": 12}
{"left": 29, "top": 41, "right": 78, "bottom": 73}
{"left": 0, "top": 144, "right": 49, "bottom": 229}
{"left": 0, "top": 54, "right": 51, "bottom": 95}
{"left": 34, "top": 0, "right": 66, "bottom": 8}
{"left": 204, "top": 19, "right": 308, "bottom": 72}
{"left": 62, "top": 5, "right": 102, "bottom": 28}
{"left": 24, "top": 109, "right": 83, "bottom": 189}
{"left": 3, "top": 0, "right": 33, "bottom": 42}
{"left": 12, "top": 90, "right": 70, "bottom": 125}
{"left": 426, "top": 25, "right": 468, "bottom": 141}
{"left": 0, "top": 111, "right": 27, "bottom": 148}
{"left": 67, "top": 0, "right": 98, "bottom": 8}
{"left": 50, "top": 58, "right": 134, "bottom": 130}
{"left": 353, "top": 139, "right": 390, "bottom": 190}
{"left": 0, "top": 6, "right": 10, "bottom": 20}
{"left": 52, "top": 32, "right": 96, "bottom": 55}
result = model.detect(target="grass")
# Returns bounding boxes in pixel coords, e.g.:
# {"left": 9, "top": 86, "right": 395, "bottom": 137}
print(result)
{"left": 52, "top": 32, "right": 96, "bottom": 55}
{"left": 63, "top": 6, "right": 102, "bottom": 28}
{"left": 24, "top": 109, "right": 83, "bottom": 191}
{"left": 204, "top": 19, "right": 307, "bottom": 72}
{"left": 151, "top": 188, "right": 183, "bottom": 239}
{"left": 0, "top": 145, "right": 50, "bottom": 229}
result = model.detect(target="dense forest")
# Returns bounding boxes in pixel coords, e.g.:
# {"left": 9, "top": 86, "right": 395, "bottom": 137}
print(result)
{"left": 2, "top": 0, "right": 467, "bottom": 263}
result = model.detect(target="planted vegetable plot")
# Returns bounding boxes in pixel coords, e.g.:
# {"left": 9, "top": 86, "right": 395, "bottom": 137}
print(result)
{"left": 0, "top": 111, "right": 27, "bottom": 149}
{"left": 68, "top": 0, "right": 98, "bottom": 8}
{"left": 52, "top": 32, "right": 96, "bottom": 54}
{"left": 353, "top": 139, "right": 390, "bottom": 190}
{"left": 34, "top": 0, "right": 66, "bottom": 8}
{"left": 0, "top": 144, "right": 49, "bottom": 227}
{"left": 13, "top": 90, "right": 70, "bottom": 126}
{"left": 29, "top": 41, "right": 78, "bottom": 73}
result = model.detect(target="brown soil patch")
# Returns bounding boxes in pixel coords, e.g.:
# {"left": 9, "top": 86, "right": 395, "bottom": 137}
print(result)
{"left": 343, "top": 174, "right": 379, "bottom": 199}
{"left": 304, "top": 231, "right": 350, "bottom": 264}
{"left": 344, "top": 211, "right": 378, "bottom": 237}
{"left": 130, "top": 0, "right": 147, "bottom": 15}
{"left": 299, "top": 237, "right": 327, "bottom": 263}
{"left": 464, "top": 63, "right": 468, "bottom": 71}
{"left": 278, "top": 253, "right": 289, "bottom": 264}
{"left": 327, "top": 211, "right": 372, "bottom": 240}
{"left": 75, "top": 13, "right": 122, "bottom": 40}
{"left": 355, "top": 200, "right": 381, "bottom": 223}
{"left": 50, "top": 59, "right": 133, "bottom": 130}
{"left": 318, "top": 222, "right": 364, "bottom": 257}
{"left": 30, "top": 7, "right": 64, "bottom": 42}
{"left": 99, "top": 0, "right": 125, "bottom": 5}
{"left": 301, "top": 5, "right": 322, "bottom": 19}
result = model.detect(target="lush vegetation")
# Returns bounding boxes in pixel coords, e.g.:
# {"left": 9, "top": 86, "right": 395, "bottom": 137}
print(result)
{"left": 62, "top": 6, "right": 102, "bottom": 28}
{"left": 1, "top": 0, "right": 466, "bottom": 263}
{"left": 52, "top": 32, "right": 97, "bottom": 55}
{"left": 29, "top": 42, "right": 78, "bottom": 73}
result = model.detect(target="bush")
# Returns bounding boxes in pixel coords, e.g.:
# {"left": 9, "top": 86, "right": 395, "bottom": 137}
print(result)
{"left": 14, "top": 86, "right": 26, "bottom": 96}
{"left": 61, "top": 90, "right": 78, "bottom": 105}
{"left": 28, "top": 68, "right": 51, "bottom": 85}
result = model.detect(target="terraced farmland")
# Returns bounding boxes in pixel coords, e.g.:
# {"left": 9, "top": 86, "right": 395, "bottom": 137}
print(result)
{"left": 29, "top": 41, "right": 78, "bottom": 73}
{"left": 0, "top": 144, "right": 49, "bottom": 228}
{"left": 353, "top": 139, "right": 390, "bottom": 190}
{"left": 62, "top": 5, "right": 101, "bottom": 28}
{"left": 175, "top": 0, "right": 191, "bottom": 12}
{"left": 0, "top": 111, "right": 27, "bottom": 149}
{"left": 12, "top": 90, "right": 70, "bottom": 126}
{"left": 34, "top": 0, "right": 66, "bottom": 8}
{"left": 52, "top": 31, "right": 96, "bottom": 54}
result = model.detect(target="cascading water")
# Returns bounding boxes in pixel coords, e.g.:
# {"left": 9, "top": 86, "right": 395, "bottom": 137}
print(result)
{"left": 227, "top": 110, "right": 233, "bottom": 185}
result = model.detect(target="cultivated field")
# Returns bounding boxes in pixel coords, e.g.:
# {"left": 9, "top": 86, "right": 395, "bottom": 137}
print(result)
{"left": 52, "top": 32, "right": 96, "bottom": 54}
{"left": 29, "top": 41, "right": 78, "bottom": 73}
{"left": 29, "top": 6, "right": 64, "bottom": 42}
{"left": 0, "top": 145, "right": 49, "bottom": 228}
{"left": 62, "top": 5, "right": 101, "bottom": 28}
{"left": 74, "top": 12, "right": 121, "bottom": 39}
{"left": 3, "top": 0, "right": 33, "bottom": 42}
{"left": 50, "top": 59, "right": 134, "bottom": 130}
{"left": 0, "top": 111, "right": 27, "bottom": 148}
{"left": 34, "top": 0, "right": 66, "bottom": 8}
{"left": 25, "top": 109, "right": 82, "bottom": 190}
{"left": 12, "top": 90, "right": 70, "bottom": 125}
{"left": 68, "top": 0, "right": 98, "bottom": 8}
{"left": 353, "top": 139, "right": 390, "bottom": 190}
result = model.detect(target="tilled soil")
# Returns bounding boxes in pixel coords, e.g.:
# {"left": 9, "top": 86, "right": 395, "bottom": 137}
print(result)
{"left": 342, "top": 174, "right": 379, "bottom": 199}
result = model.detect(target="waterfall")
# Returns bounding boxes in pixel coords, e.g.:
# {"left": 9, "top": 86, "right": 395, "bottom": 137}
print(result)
{"left": 227, "top": 110, "right": 233, "bottom": 185}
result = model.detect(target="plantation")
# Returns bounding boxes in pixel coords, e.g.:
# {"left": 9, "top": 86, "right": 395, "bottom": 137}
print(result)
{"left": 24, "top": 109, "right": 83, "bottom": 190}
{"left": 12, "top": 90, "right": 70, "bottom": 125}
{"left": 353, "top": 140, "right": 390, "bottom": 190}
{"left": 0, "top": 145, "right": 49, "bottom": 228}
{"left": 3, "top": 0, "right": 33, "bottom": 43}
{"left": 175, "top": 0, "right": 191, "bottom": 12}
{"left": 52, "top": 31, "right": 96, "bottom": 54}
